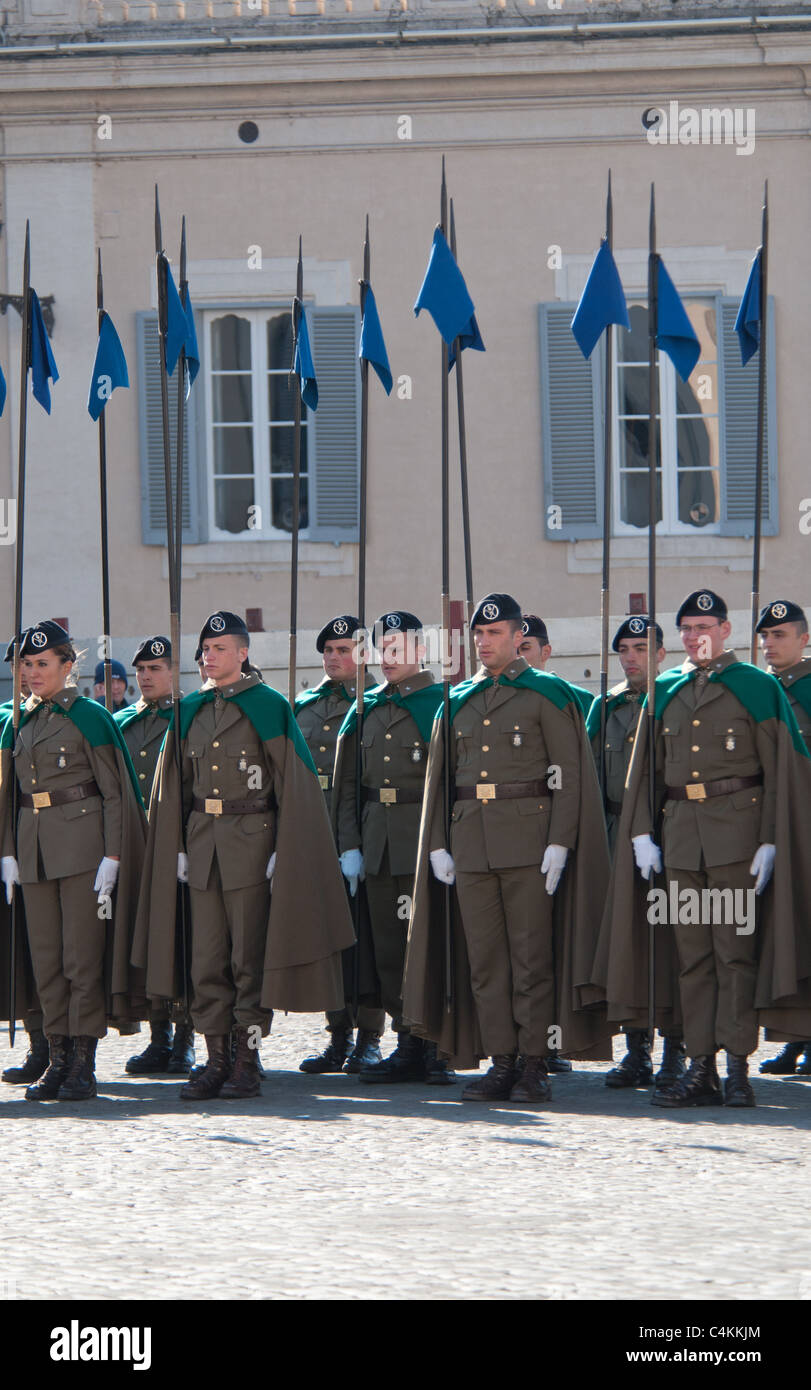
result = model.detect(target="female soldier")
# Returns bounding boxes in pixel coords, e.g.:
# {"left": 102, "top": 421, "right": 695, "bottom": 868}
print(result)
{"left": 0, "top": 620, "right": 146, "bottom": 1101}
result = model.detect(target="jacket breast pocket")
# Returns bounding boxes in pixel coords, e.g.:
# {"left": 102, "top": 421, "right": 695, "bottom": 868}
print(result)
{"left": 714, "top": 718, "right": 755, "bottom": 760}
{"left": 661, "top": 718, "right": 681, "bottom": 756}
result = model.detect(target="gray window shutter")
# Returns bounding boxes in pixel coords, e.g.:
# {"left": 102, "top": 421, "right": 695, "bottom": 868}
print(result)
{"left": 538, "top": 302, "right": 603, "bottom": 541}
{"left": 137, "top": 311, "right": 202, "bottom": 545}
{"left": 307, "top": 306, "right": 361, "bottom": 542}
{"left": 718, "top": 294, "right": 777, "bottom": 537}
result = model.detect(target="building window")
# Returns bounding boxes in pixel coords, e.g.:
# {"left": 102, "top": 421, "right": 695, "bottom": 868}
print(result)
{"left": 614, "top": 299, "right": 720, "bottom": 537}
{"left": 206, "top": 308, "right": 309, "bottom": 539}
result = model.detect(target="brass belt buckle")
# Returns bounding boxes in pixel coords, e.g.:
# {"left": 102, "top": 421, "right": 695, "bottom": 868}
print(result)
{"left": 318, "top": 775, "right": 330, "bottom": 790}
{"left": 379, "top": 788, "right": 397, "bottom": 804}
{"left": 476, "top": 784, "right": 496, "bottom": 800}
{"left": 32, "top": 791, "right": 51, "bottom": 809}
{"left": 686, "top": 783, "right": 706, "bottom": 801}
{"left": 205, "top": 798, "right": 223, "bottom": 815}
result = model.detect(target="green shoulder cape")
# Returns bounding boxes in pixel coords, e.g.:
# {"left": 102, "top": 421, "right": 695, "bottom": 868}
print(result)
{"left": 445, "top": 667, "right": 579, "bottom": 726}
{"left": 585, "top": 688, "right": 632, "bottom": 741}
{"left": 114, "top": 701, "right": 173, "bottom": 734}
{"left": 339, "top": 680, "right": 443, "bottom": 744}
{"left": 648, "top": 663, "right": 808, "bottom": 757}
{"left": 177, "top": 683, "right": 316, "bottom": 770}
{"left": 1, "top": 696, "right": 142, "bottom": 801}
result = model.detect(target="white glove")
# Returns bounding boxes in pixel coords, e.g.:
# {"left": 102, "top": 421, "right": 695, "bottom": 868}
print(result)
{"left": 177, "top": 852, "right": 189, "bottom": 883}
{"left": 266, "top": 851, "right": 277, "bottom": 882}
{"left": 540, "top": 844, "right": 568, "bottom": 896}
{"left": 340, "top": 848, "right": 365, "bottom": 897}
{"left": 1, "top": 856, "right": 20, "bottom": 904}
{"left": 93, "top": 856, "right": 119, "bottom": 901}
{"left": 430, "top": 848, "right": 456, "bottom": 885}
{"left": 750, "top": 843, "right": 775, "bottom": 895}
{"left": 632, "top": 833, "right": 663, "bottom": 881}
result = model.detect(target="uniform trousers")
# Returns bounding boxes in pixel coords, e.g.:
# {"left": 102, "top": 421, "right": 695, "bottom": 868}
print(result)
{"left": 455, "top": 864, "right": 555, "bottom": 1057}
{"left": 669, "top": 859, "right": 759, "bottom": 1057}
{"left": 188, "top": 856, "right": 273, "bottom": 1037}
{"left": 363, "top": 850, "right": 413, "bottom": 1032}
{"left": 22, "top": 871, "right": 107, "bottom": 1038}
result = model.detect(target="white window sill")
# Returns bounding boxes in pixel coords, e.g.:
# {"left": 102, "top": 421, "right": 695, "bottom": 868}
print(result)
{"left": 568, "top": 536, "right": 753, "bottom": 574}
{"left": 161, "top": 539, "right": 354, "bottom": 580}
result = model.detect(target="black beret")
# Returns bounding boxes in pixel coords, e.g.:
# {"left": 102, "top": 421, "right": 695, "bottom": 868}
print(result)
{"left": 612, "top": 616, "right": 664, "bottom": 651}
{"left": 194, "top": 646, "right": 203, "bottom": 663}
{"left": 3, "top": 637, "right": 16, "bottom": 664}
{"left": 471, "top": 593, "right": 522, "bottom": 628}
{"left": 373, "top": 611, "right": 423, "bottom": 637}
{"left": 521, "top": 614, "right": 549, "bottom": 645}
{"left": 94, "top": 658, "right": 127, "bottom": 683}
{"left": 132, "top": 636, "right": 172, "bottom": 666}
{"left": 19, "top": 620, "right": 71, "bottom": 657}
{"left": 198, "top": 611, "right": 250, "bottom": 646}
{"left": 316, "top": 615, "right": 362, "bottom": 654}
{"left": 755, "top": 600, "right": 808, "bottom": 633}
{"left": 675, "top": 590, "right": 728, "bottom": 626}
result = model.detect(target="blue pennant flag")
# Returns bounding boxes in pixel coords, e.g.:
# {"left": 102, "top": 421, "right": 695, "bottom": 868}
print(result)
{"left": 571, "top": 238, "right": 630, "bottom": 359}
{"left": 359, "top": 284, "right": 392, "bottom": 395}
{"left": 160, "top": 256, "right": 190, "bottom": 377}
{"left": 29, "top": 290, "right": 59, "bottom": 413}
{"left": 293, "top": 306, "right": 318, "bottom": 411}
{"left": 448, "top": 310, "right": 485, "bottom": 373}
{"left": 0, "top": 364, "right": 5, "bottom": 419}
{"left": 656, "top": 260, "right": 701, "bottom": 382}
{"left": 414, "top": 227, "right": 477, "bottom": 348}
{"left": 734, "top": 250, "right": 761, "bottom": 366}
{"left": 184, "top": 289, "right": 200, "bottom": 396}
{"left": 87, "top": 310, "right": 129, "bottom": 421}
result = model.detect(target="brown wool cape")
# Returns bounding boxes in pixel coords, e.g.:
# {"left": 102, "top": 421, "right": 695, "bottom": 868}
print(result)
{"left": 593, "top": 665, "right": 811, "bottom": 1041}
{"left": 132, "top": 681, "right": 355, "bottom": 1012}
{"left": 0, "top": 696, "right": 148, "bottom": 1022}
{"left": 402, "top": 669, "right": 614, "bottom": 1067}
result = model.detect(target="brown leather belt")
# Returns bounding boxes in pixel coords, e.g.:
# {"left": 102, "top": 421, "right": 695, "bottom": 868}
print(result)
{"left": 363, "top": 787, "right": 423, "bottom": 805}
{"left": 455, "top": 780, "right": 551, "bottom": 802}
{"left": 20, "top": 780, "right": 100, "bottom": 810}
{"left": 192, "top": 796, "right": 276, "bottom": 816}
{"left": 666, "top": 775, "right": 763, "bottom": 804}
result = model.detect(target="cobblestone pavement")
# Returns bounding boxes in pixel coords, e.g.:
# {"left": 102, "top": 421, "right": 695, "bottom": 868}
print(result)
{"left": 1, "top": 1019, "right": 809, "bottom": 1302}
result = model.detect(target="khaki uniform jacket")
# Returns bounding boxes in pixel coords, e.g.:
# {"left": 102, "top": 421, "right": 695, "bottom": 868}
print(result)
{"left": 116, "top": 697, "right": 173, "bottom": 812}
{"left": 133, "top": 671, "right": 355, "bottom": 1011}
{"left": 295, "top": 673, "right": 375, "bottom": 816}
{"left": 403, "top": 659, "right": 613, "bottom": 1065}
{"left": 630, "top": 651, "right": 776, "bottom": 871}
{"left": 4, "top": 688, "right": 124, "bottom": 882}
{"left": 775, "top": 658, "right": 811, "bottom": 748}
{"left": 334, "top": 670, "right": 441, "bottom": 878}
{"left": 428, "top": 659, "right": 581, "bottom": 871}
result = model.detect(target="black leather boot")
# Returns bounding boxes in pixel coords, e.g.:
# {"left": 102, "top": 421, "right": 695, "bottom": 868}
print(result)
{"left": 423, "top": 1040, "right": 457, "bottom": 1086}
{"left": 651, "top": 1054, "right": 722, "bottom": 1107}
{"left": 3, "top": 1028, "right": 49, "bottom": 1084}
{"left": 125, "top": 1020, "right": 173, "bottom": 1075}
{"left": 344, "top": 1029, "right": 382, "bottom": 1073}
{"left": 654, "top": 1036, "right": 688, "bottom": 1091}
{"left": 359, "top": 1031, "right": 426, "bottom": 1084}
{"left": 509, "top": 1055, "right": 552, "bottom": 1103}
{"left": 180, "top": 1035, "right": 231, "bottom": 1100}
{"left": 299, "top": 1028, "right": 353, "bottom": 1074}
{"left": 219, "top": 1028, "right": 262, "bottom": 1098}
{"left": 546, "top": 1049, "right": 572, "bottom": 1074}
{"left": 462, "top": 1054, "right": 519, "bottom": 1102}
{"left": 605, "top": 1030, "right": 653, "bottom": 1088}
{"left": 57, "top": 1036, "right": 98, "bottom": 1101}
{"left": 725, "top": 1053, "right": 756, "bottom": 1107}
{"left": 758, "top": 1041, "right": 803, "bottom": 1075}
{"left": 167, "top": 1024, "right": 196, "bottom": 1074}
{"left": 25, "top": 1035, "right": 73, "bottom": 1101}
